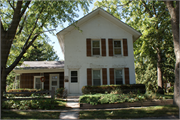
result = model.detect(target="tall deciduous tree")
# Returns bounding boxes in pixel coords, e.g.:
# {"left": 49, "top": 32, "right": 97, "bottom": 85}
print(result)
{"left": 164, "top": 1, "right": 179, "bottom": 108}
{"left": 1, "top": 0, "right": 92, "bottom": 99}
{"left": 94, "top": 0, "right": 176, "bottom": 93}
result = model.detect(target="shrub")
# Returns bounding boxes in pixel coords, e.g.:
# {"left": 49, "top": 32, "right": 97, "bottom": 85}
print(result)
{"left": 82, "top": 84, "right": 146, "bottom": 94}
{"left": 56, "top": 88, "right": 67, "bottom": 98}
{"left": 6, "top": 89, "right": 48, "bottom": 97}
{"left": 2, "top": 99, "right": 59, "bottom": 110}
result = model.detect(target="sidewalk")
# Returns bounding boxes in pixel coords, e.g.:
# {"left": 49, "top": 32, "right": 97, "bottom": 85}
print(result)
{"left": 59, "top": 94, "right": 81, "bottom": 119}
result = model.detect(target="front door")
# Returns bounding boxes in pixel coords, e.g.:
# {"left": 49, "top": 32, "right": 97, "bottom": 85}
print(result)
{"left": 50, "top": 74, "right": 59, "bottom": 91}
{"left": 69, "top": 71, "right": 79, "bottom": 94}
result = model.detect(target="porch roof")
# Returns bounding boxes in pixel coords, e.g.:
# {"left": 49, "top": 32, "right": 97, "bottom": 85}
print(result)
{"left": 15, "top": 61, "right": 64, "bottom": 70}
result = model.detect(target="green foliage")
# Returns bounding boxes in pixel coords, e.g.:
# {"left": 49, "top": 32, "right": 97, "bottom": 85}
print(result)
{"left": 79, "top": 93, "right": 173, "bottom": 105}
{"left": 81, "top": 84, "right": 146, "bottom": 94}
{"left": 56, "top": 88, "right": 67, "bottom": 98}
{"left": 2, "top": 99, "right": 61, "bottom": 110}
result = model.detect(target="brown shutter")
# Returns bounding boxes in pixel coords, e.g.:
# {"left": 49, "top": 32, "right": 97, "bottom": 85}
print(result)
{"left": 109, "top": 68, "right": 114, "bottom": 84}
{"left": 108, "top": 38, "right": 113, "bottom": 56}
{"left": 102, "top": 68, "right": 107, "bottom": 85}
{"left": 123, "top": 38, "right": 128, "bottom": 56}
{"left": 124, "top": 68, "right": 130, "bottom": 84}
{"left": 101, "top": 38, "right": 106, "bottom": 56}
{"left": 86, "top": 38, "right": 91, "bottom": 56}
{"left": 87, "top": 68, "right": 92, "bottom": 86}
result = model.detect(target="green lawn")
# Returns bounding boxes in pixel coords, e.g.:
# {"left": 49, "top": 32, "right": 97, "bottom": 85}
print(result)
{"left": 2, "top": 111, "right": 60, "bottom": 119}
{"left": 79, "top": 105, "right": 179, "bottom": 119}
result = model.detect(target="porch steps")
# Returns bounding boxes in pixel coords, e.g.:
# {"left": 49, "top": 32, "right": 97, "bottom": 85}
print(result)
{"left": 64, "top": 94, "right": 81, "bottom": 108}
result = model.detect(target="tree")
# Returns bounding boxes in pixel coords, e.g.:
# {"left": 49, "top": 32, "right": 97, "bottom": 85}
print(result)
{"left": 164, "top": 1, "right": 179, "bottom": 108}
{"left": 94, "top": 0, "right": 175, "bottom": 93}
{"left": 1, "top": 0, "right": 92, "bottom": 99}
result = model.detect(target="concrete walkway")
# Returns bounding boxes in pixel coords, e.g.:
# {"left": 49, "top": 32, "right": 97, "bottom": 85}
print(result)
{"left": 59, "top": 94, "right": 81, "bottom": 119}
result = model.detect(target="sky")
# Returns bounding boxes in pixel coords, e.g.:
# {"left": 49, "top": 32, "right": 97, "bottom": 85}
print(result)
{"left": 46, "top": 0, "right": 97, "bottom": 61}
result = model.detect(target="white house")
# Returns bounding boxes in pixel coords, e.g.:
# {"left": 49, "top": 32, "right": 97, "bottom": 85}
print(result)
{"left": 13, "top": 8, "right": 141, "bottom": 94}
{"left": 56, "top": 8, "right": 141, "bottom": 94}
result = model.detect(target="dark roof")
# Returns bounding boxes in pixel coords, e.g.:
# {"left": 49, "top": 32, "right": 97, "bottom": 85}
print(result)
{"left": 15, "top": 61, "right": 64, "bottom": 70}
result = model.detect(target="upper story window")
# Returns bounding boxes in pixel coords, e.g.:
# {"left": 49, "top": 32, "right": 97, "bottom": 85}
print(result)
{"left": 113, "top": 40, "right": 122, "bottom": 55}
{"left": 92, "top": 40, "right": 100, "bottom": 55}
{"left": 108, "top": 38, "right": 128, "bottom": 57}
{"left": 86, "top": 38, "right": 106, "bottom": 57}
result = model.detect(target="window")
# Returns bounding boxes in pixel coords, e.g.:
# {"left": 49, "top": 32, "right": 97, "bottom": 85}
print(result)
{"left": 115, "top": 69, "right": 123, "bottom": 85}
{"left": 92, "top": 70, "right": 101, "bottom": 86}
{"left": 71, "top": 71, "right": 78, "bottom": 82}
{"left": 113, "top": 40, "right": 122, "bottom": 55}
{"left": 92, "top": 40, "right": 100, "bottom": 55}
{"left": 34, "top": 76, "right": 44, "bottom": 89}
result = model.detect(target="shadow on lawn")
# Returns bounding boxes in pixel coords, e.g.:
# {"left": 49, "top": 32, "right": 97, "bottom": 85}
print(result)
{"left": 2, "top": 111, "right": 60, "bottom": 119}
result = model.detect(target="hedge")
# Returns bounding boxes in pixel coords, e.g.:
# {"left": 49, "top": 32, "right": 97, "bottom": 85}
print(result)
{"left": 7, "top": 89, "right": 47, "bottom": 97}
{"left": 82, "top": 84, "right": 146, "bottom": 94}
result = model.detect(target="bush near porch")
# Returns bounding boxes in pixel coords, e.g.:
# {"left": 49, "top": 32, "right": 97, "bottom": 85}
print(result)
{"left": 6, "top": 89, "right": 49, "bottom": 97}
{"left": 81, "top": 84, "right": 146, "bottom": 94}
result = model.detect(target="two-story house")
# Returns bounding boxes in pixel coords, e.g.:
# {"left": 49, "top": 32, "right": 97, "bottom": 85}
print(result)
{"left": 13, "top": 8, "right": 141, "bottom": 94}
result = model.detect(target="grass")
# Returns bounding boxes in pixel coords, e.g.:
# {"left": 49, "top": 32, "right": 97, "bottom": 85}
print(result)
{"left": 2, "top": 111, "right": 60, "bottom": 119}
{"left": 79, "top": 105, "right": 179, "bottom": 119}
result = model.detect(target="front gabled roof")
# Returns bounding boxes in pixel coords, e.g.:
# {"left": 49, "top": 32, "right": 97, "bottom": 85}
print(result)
{"left": 56, "top": 7, "right": 142, "bottom": 54}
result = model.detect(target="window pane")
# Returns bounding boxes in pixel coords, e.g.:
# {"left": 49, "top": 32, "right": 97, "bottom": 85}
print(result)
{"left": 93, "top": 70, "right": 100, "bottom": 79}
{"left": 93, "top": 79, "right": 101, "bottom": 86}
{"left": 35, "top": 78, "right": 42, "bottom": 89}
{"left": 114, "top": 41, "right": 121, "bottom": 47}
{"left": 116, "top": 78, "right": 123, "bottom": 85}
{"left": 52, "top": 81, "right": 57, "bottom": 86}
{"left": 93, "top": 41, "right": 100, "bottom": 47}
{"left": 114, "top": 48, "right": 121, "bottom": 55}
{"left": 36, "top": 78, "right": 41, "bottom": 84}
{"left": 93, "top": 48, "right": 100, "bottom": 55}
{"left": 71, "top": 71, "right": 77, "bottom": 76}
{"left": 116, "top": 70, "right": 122, "bottom": 78}
{"left": 71, "top": 77, "right": 78, "bottom": 82}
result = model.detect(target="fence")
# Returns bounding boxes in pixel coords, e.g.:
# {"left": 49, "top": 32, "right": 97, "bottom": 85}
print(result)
{"left": 3, "top": 87, "right": 55, "bottom": 101}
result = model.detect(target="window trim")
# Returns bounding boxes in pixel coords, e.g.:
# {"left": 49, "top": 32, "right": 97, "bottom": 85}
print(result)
{"left": 114, "top": 69, "right": 124, "bottom": 85}
{"left": 34, "top": 76, "right": 44, "bottom": 89}
{"left": 92, "top": 69, "right": 102, "bottom": 86}
{"left": 113, "top": 39, "right": 123, "bottom": 56}
{"left": 70, "top": 71, "right": 78, "bottom": 83}
{"left": 91, "top": 39, "right": 101, "bottom": 56}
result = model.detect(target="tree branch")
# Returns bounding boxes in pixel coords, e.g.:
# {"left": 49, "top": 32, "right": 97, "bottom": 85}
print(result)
{"left": 152, "top": 2, "right": 156, "bottom": 17}
{"left": 8, "top": 1, "right": 15, "bottom": 11}
{"left": 1, "top": 20, "right": 5, "bottom": 34}
{"left": 142, "top": 1, "right": 153, "bottom": 18}
{"left": 7, "top": 1, "right": 23, "bottom": 38}
{"left": 16, "top": 14, "right": 27, "bottom": 35}
{"left": 116, "top": 1, "right": 132, "bottom": 8}
{"left": 20, "top": 1, "right": 31, "bottom": 16}
{"left": 7, "top": 34, "right": 39, "bottom": 74}
{"left": 23, "top": 7, "right": 44, "bottom": 49}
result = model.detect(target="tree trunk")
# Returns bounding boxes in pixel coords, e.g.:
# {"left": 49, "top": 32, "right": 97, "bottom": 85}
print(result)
{"left": 165, "top": 1, "right": 180, "bottom": 108}
{"left": 157, "top": 51, "right": 164, "bottom": 94}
